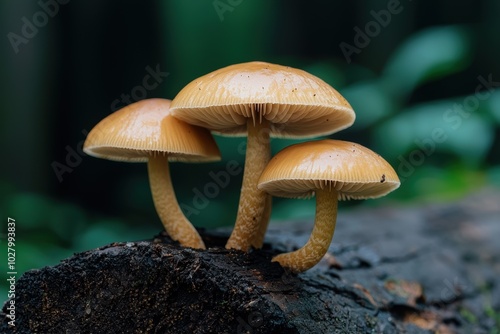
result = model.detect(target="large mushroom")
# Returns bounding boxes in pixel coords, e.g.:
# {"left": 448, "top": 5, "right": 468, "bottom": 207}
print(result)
{"left": 258, "top": 139, "right": 400, "bottom": 273}
{"left": 170, "top": 61, "right": 355, "bottom": 251}
{"left": 83, "top": 98, "right": 221, "bottom": 249}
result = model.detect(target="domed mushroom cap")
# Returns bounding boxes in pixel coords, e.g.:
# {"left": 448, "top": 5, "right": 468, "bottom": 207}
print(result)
{"left": 83, "top": 98, "right": 221, "bottom": 163}
{"left": 170, "top": 61, "right": 355, "bottom": 138}
{"left": 258, "top": 139, "right": 400, "bottom": 200}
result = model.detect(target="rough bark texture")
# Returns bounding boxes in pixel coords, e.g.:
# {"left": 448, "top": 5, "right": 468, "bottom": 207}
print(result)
{"left": 2, "top": 188, "right": 500, "bottom": 333}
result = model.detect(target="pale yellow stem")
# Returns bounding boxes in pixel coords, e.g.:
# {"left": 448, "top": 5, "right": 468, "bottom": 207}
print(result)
{"left": 226, "top": 118, "right": 271, "bottom": 251}
{"left": 251, "top": 194, "right": 272, "bottom": 249}
{"left": 148, "top": 154, "right": 206, "bottom": 249}
{"left": 272, "top": 188, "right": 338, "bottom": 273}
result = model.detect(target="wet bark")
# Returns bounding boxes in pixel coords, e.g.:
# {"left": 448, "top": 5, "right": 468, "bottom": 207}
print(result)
{"left": 2, "top": 188, "right": 499, "bottom": 333}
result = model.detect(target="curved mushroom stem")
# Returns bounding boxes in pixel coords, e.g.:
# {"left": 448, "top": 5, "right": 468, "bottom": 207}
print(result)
{"left": 251, "top": 194, "right": 272, "bottom": 249}
{"left": 226, "top": 117, "right": 271, "bottom": 251}
{"left": 148, "top": 154, "right": 206, "bottom": 249}
{"left": 272, "top": 188, "right": 338, "bottom": 273}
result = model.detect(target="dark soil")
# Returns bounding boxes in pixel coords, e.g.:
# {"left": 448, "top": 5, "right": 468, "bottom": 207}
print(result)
{"left": 2, "top": 188, "right": 499, "bottom": 333}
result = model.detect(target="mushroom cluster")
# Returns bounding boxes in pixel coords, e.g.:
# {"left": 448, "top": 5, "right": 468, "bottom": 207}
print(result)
{"left": 84, "top": 61, "right": 399, "bottom": 273}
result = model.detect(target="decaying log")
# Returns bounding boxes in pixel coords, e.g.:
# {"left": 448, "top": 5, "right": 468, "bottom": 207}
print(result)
{"left": 2, "top": 188, "right": 499, "bottom": 333}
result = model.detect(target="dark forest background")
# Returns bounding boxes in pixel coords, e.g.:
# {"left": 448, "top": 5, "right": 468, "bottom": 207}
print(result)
{"left": 1, "top": 0, "right": 499, "bottom": 297}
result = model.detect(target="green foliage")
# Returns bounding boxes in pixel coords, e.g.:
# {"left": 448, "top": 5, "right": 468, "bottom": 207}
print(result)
{"left": 460, "top": 307, "right": 478, "bottom": 324}
{"left": 382, "top": 25, "right": 473, "bottom": 98}
{"left": 373, "top": 100, "right": 494, "bottom": 166}
{"left": 271, "top": 24, "right": 497, "bottom": 216}
{"left": 339, "top": 25, "right": 496, "bottom": 204}
{"left": 485, "top": 306, "right": 500, "bottom": 334}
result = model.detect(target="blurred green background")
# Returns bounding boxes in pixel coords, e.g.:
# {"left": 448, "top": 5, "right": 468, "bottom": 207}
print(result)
{"left": 1, "top": 0, "right": 499, "bottom": 298}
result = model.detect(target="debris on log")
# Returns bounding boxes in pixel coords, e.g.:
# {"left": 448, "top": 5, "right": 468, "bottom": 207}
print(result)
{"left": 2, "top": 188, "right": 499, "bottom": 333}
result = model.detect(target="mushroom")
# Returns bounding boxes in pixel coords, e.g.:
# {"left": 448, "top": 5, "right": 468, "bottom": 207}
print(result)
{"left": 258, "top": 139, "right": 400, "bottom": 273}
{"left": 83, "top": 98, "right": 221, "bottom": 249}
{"left": 170, "top": 61, "right": 355, "bottom": 251}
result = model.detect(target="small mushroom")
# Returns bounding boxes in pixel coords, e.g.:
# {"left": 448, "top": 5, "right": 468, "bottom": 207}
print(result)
{"left": 83, "top": 98, "right": 220, "bottom": 249}
{"left": 258, "top": 139, "right": 400, "bottom": 272}
{"left": 170, "top": 61, "right": 355, "bottom": 251}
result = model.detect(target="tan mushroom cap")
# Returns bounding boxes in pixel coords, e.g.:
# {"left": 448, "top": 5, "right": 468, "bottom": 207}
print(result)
{"left": 83, "top": 98, "right": 221, "bottom": 162}
{"left": 258, "top": 139, "right": 400, "bottom": 200}
{"left": 170, "top": 61, "right": 355, "bottom": 138}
